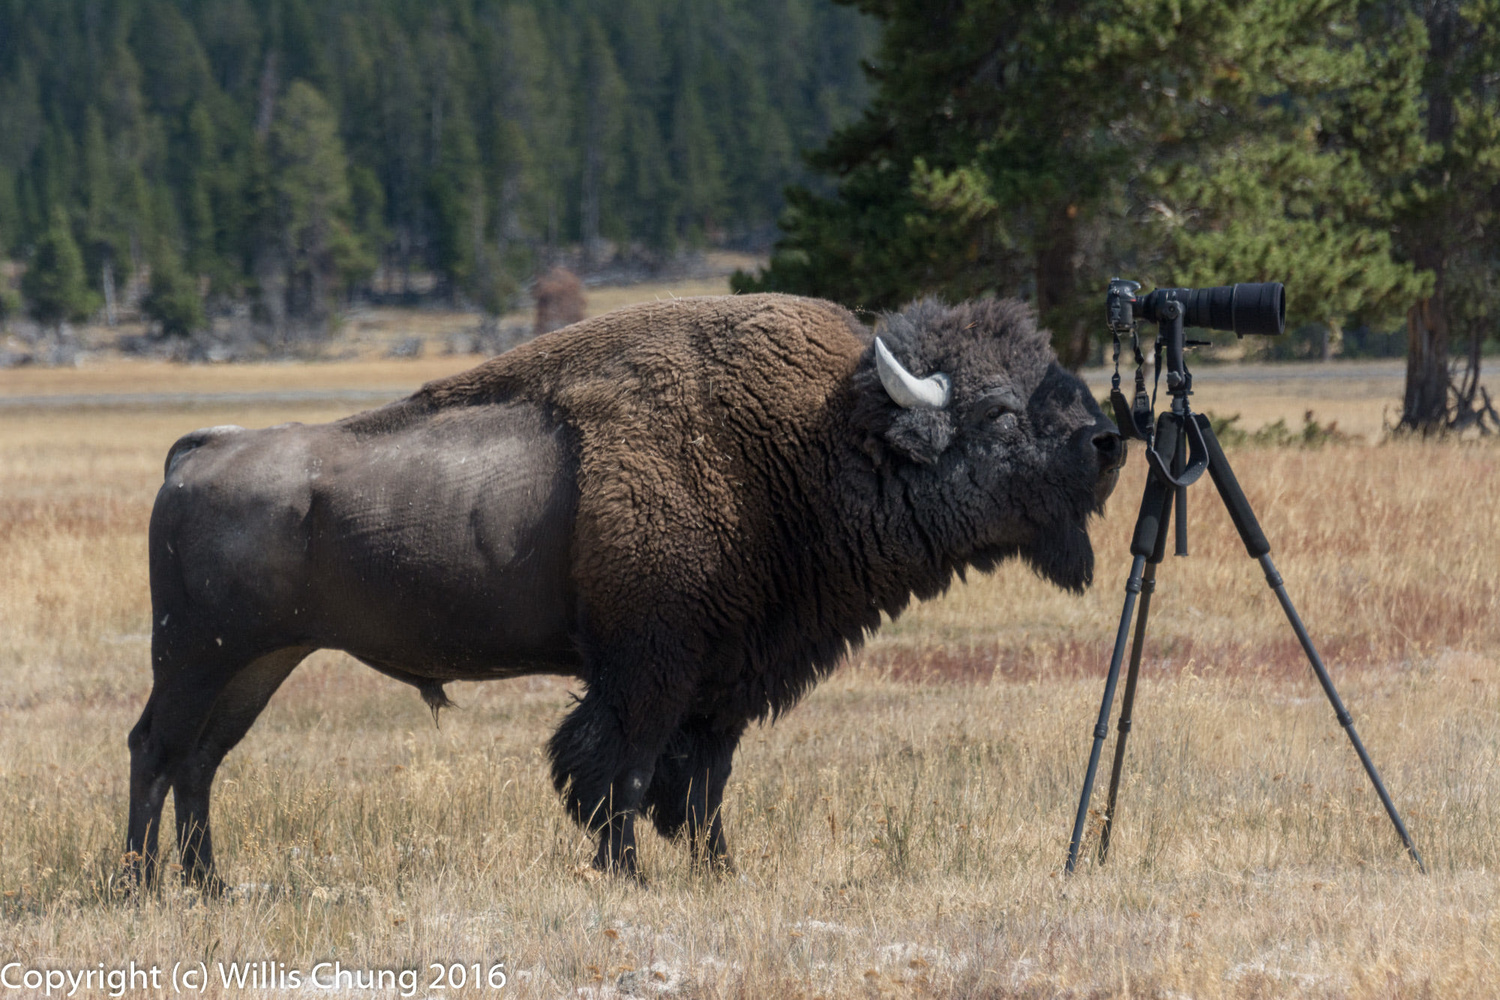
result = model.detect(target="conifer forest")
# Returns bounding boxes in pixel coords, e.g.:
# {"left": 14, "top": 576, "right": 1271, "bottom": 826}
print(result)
{"left": 0, "top": 0, "right": 875, "bottom": 324}
{"left": 2, "top": 0, "right": 1498, "bottom": 431}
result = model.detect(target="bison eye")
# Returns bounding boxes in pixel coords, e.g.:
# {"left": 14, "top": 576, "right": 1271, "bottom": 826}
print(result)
{"left": 971, "top": 392, "right": 1021, "bottom": 427}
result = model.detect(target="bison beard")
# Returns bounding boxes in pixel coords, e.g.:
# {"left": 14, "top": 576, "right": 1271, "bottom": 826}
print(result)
{"left": 127, "top": 294, "right": 1122, "bottom": 886}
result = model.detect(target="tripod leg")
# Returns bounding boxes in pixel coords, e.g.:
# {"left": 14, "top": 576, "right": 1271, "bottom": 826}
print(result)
{"left": 1195, "top": 416, "right": 1426, "bottom": 873}
{"left": 1096, "top": 562, "right": 1154, "bottom": 865}
{"left": 1098, "top": 490, "right": 1174, "bottom": 864}
{"left": 1259, "top": 554, "right": 1426, "bottom": 872}
{"left": 1100, "top": 416, "right": 1185, "bottom": 862}
{"left": 1066, "top": 417, "right": 1180, "bottom": 874}
{"left": 1064, "top": 553, "right": 1146, "bottom": 875}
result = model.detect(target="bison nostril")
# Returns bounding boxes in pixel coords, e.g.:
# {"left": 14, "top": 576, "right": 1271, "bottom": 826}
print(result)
{"left": 1093, "top": 430, "right": 1121, "bottom": 457}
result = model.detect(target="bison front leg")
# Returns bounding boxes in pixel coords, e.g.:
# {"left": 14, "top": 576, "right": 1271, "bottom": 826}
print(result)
{"left": 547, "top": 687, "right": 677, "bottom": 878}
{"left": 643, "top": 715, "right": 746, "bottom": 874}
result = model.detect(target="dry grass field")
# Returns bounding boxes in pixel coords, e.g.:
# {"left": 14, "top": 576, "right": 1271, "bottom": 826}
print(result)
{"left": 1, "top": 340, "right": 1497, "bottom": 998}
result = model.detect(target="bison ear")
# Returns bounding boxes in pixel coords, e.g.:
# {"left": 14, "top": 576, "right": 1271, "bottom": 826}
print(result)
{"left": 884, "top": 408, "right": 955, "bottom": 465}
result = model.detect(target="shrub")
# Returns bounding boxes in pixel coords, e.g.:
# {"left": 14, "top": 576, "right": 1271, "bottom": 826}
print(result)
{"left": 533, "top": 267, "right": 585, "bottom": 335}
{"left": 141, "top": 260, "right": 206, "bottom": 339}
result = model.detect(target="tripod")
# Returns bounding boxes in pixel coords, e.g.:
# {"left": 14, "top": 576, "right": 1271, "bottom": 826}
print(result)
{"left": 1063, "top": 298, "right": 1425, "bottom": 875}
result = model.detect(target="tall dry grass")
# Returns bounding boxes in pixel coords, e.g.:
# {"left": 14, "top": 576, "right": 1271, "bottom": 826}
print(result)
{"left": 1, "top": 369, "right": 1497, "bottom": 998}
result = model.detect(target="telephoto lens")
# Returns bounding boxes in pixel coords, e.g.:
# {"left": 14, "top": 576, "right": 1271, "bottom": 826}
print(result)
{"left": 1136, "top": 282, "right": 1285, "bottom": 337}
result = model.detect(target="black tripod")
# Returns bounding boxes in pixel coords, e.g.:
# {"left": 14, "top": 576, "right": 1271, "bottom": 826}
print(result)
{"left": 1063, "top": 295, "right": 1426, "bottom": 875}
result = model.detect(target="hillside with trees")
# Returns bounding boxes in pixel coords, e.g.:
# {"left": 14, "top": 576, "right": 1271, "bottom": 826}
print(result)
{"left": 0, "top": 0, "right": 875, "bottom": 339}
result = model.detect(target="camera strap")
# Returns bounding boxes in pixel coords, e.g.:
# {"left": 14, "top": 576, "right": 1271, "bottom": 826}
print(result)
{"left": 1109, "top": 322, "right": 1154, "bottom": 442}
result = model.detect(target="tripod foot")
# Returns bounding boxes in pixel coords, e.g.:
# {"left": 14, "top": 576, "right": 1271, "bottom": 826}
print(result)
{"left": 1065, "top": 555, "right": 1147, "bottom": 874}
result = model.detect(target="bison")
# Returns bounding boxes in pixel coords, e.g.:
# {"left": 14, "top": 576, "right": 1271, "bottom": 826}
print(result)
{"left": 127, "top": 293, "right": 1122, "bottom": 886}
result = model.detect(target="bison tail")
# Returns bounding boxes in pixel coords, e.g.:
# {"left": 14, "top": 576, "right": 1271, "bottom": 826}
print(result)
{"left": 162, "top": 425, "right": 245, "bottom": 480}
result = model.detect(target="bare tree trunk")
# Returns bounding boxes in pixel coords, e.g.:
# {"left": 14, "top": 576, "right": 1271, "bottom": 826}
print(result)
{"left": 1401, "top": 2, "right": 1458, "bottom": 433}
{"left": 580, "top": 133, "right": 602, "bottom": 265}
{"left": 1449, "top": 316, "right": 1499, "bottom": 433}
{"left": 102, "top": 260, "right": 116, "bottom": 326}
{"left": 1036, "top": 209, "right": 1089, "bottom": 370}
{"left": 1402, "top": 265, "right": 1450, "bottom": 433}
{"left": 256, "top": 250, "right": 288, "bottom": 345}
{"left": 126, "top": 232, "right": 145, "bottom": 309}
{"left": 1466, "top": 320, "right": 1482, "bottom": 392}
{"left": 255, "top": 50, "right": 279, "bottom": 138}
{"left": 546, "top": 197, "right": 559, "bottom": 266}
{"left": 496, "top": 173, "right": 522, "bottom": 283}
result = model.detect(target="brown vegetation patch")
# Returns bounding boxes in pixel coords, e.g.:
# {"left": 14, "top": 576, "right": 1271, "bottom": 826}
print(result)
{"left": 852, "top": 640, "right": 1106, "bottom": 684}
{"left": 850, "top": 631, "right": 1446, "bottom": 687}
{"left": 534, "top": 266, "right": 587, "bottom": 335}
{"left": 0, "top": 496, "right": 149, "bottom": 542}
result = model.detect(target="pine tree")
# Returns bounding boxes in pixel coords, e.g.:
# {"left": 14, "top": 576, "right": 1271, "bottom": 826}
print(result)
{"left": 131, "top": 0, "right": 212, "bottom": 116}
{"left": 22, "top": 206, "right": 100, "bottom": 328}
{"left": 666, "top": 2, "right": 727, "bottom": 244}
{"left": 178, "top": 102, "right": 222, "bottom": 287}
{"left": 427, "top": 110, "right": 484, "bottom": 301}
{"left": 736, "top": 0, "right": 1439, "bottom": 371}
{"left": 578, "top": 17, "right": 627, "bottom": 258}
{"left": 1153, "top": 10, "right": 1432, "bottom": 348}
{"left": 1382, "top": 0, "right": 1500, "bottom": 432}
{"left": 263, "top": 80, "right": 362, "bottom": 324}
{"left": 0, "top": 0, "right": 877, "bottom": 309}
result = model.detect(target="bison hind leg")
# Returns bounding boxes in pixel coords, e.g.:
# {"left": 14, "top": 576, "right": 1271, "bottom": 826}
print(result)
{"left": 128, "top": 636, "right": 250, "bottom": 890}
{"left": 170, "top": 646, "right": 311, "bottom": 889}
{"left": 642, "top": 715, "right": 746, "bottom": 874}
{"left": 126, "top": 701, "right": 174, "bottom": 890}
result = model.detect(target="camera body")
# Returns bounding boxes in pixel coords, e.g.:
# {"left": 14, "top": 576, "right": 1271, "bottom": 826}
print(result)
{"left": 1107, "top": 279, "right": 1285, "bottom": 338}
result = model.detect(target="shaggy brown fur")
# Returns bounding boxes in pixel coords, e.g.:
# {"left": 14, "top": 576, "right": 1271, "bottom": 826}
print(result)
{"left": 407, "top": 294, "right": 868, "bottom": 666}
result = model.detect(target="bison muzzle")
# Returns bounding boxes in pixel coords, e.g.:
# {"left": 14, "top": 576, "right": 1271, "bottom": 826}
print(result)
{"left": 127, "top": 293, "right": 1122, "bottom": 886}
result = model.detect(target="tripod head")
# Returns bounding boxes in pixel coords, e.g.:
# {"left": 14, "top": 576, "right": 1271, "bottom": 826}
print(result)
{"left": 1105, "top": 278, "right": 1289, "bottom": 540}
{"left": 1105, "top": 277, "right": 1286, "bottom": 433}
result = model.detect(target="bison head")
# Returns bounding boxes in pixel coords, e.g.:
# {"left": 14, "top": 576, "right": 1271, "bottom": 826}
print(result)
{"left": 855, "top": 298, "right": 1124, "bottom": 592}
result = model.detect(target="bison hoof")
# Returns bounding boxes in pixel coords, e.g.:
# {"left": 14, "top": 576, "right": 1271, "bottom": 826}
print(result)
{"left": 190, "top": 872, "right": 229, "bottom": 898}
{"left": 591, "top": 848, "right": 642, "bottom": 880}
{"left": 179, "top": 863, "right": 227, "bottom": 897}
{"left": 688, "top": 851, "right": 736, "bottom": 878}
{"left": 118, "top": 852, "right": 159, "bottom": 896}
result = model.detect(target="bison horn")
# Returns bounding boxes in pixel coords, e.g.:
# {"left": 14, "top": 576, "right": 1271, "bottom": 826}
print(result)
{"left": 874, "top": 337, "right": 951, "bottom": 409}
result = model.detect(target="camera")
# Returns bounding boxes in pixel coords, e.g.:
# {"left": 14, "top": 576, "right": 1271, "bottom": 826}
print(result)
{"left": 1107, "top": 279, "right": 1285, "bottom": 338}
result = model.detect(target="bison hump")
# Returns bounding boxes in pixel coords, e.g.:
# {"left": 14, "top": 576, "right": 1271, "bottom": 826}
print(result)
{"left": 416, "top": 294, "right": 863, "bottom": 411}
{"left": 416, "top": 294, "right": 867, "bottom": 639}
